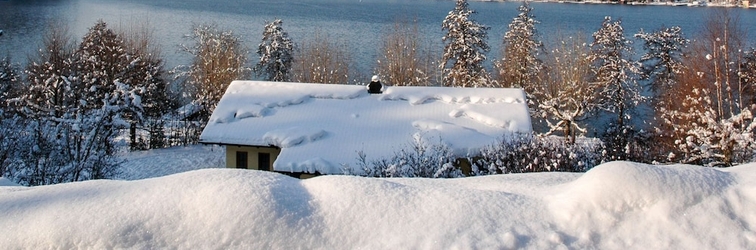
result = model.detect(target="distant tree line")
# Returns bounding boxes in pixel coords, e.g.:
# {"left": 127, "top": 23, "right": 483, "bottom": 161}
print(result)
{"left": 1, "top": 0, "right": 755, "bottom": 184}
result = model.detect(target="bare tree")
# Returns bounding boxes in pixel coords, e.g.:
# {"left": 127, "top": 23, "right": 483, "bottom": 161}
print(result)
{"left": 376, "top": 19, "right": 430, "bottom": 86}
{"left": 179, "top": 23, "right": 250, "bottom": 121}
{"left": 291, "top": 30, "right": 352, "bottom": 84}
{"left": 666, "top": 9, "right": 756, "bottom": 166}
{"left": 118, "top": 20, "right": 172, "bottom": 150}
{"left": 533, "top": 34, "right": 599, "bottom": 144}
{"left": 24, "top": 23, "right": 77, "bottom": 119}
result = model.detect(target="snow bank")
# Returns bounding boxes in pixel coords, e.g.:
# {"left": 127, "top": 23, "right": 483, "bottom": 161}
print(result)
{"left": 2, "top": 161, "right": 755, "bottom": 249}
{"left": 201, "top": 81, "right": 532, "bottom": 174}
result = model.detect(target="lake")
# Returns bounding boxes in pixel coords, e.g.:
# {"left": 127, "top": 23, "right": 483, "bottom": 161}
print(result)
{"left": 1, "top": 0, "right": 755, "bottom": 75}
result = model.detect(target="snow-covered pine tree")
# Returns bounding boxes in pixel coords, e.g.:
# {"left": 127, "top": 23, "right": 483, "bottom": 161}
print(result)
{"left": 441, "top": 0, "right": 491, "bottom": 88}
{"left": 666, "top": 9, "right": 756, "bottom": 166}
{"left": 75, "top": 20, "right": 129, "bottom": 112}
{"left": 588, "top": 16, "right": 642, "bottom": 161}
{"left": 635, "top": 26, "right": 688, "bottom": 101}
{"left": 377, "top": 20, "right": 431, "bottom": 86}
{"left": 255, "top": 19, "right": 294, "bottom": 82}
{"left": 533, "top": 35, "right": 600, "bottom": 144}
{"left": 495, "top": 2, "right": 544, "bottom": 90}
{"left": 634, "top": 26, "right": 689, "bottom": 159}
{"left": 0, "top": 56, "right": 20, "bottom": 113}
{"left": 180, "top": 24, "right": 249, "bottom": 122}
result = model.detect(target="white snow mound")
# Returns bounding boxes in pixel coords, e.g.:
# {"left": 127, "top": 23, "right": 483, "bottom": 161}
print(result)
{"left": 3, "top": 162, "right": 754, "bottom": 249}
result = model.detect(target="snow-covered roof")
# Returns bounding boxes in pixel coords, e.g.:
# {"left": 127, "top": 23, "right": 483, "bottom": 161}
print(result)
{"left": 200, "top": 81, "right": 532, "bottom": 174}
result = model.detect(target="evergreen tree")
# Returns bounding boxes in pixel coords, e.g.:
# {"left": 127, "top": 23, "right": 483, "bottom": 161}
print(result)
{"left": 255, "top": 19, "right": 294, "bottom": 82}
{"left": 75, "top": 20, "right": 129, "bottom": 112}
{"left": 0, "top": 56, "right": 20, "bottom": 113}
{"left": 441, "top": 0, "right": 491, "bottom": 88}
{"left": 588, "top": 17, "right": 642, "bottom": 161}
{"left": 635, "top": 26, "right": 689, "bottom": 100}
{"left": 635, "top": 26, "right": 689, "bottom": 160}
{"left": 496, "top": 2, "right": 544, "bottom": 90}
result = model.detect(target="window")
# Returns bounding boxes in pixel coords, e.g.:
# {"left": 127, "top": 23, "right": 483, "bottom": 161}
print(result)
{"left": 258, "top": 153, "right": 271, "bottom": 171}
{"left": 236, "top": 151, "right": 248, "bottom": 169}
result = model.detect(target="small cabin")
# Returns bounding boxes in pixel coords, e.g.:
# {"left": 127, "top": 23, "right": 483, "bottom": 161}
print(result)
{"left": 200, "top": 81, "right": 532, "bottom": 178}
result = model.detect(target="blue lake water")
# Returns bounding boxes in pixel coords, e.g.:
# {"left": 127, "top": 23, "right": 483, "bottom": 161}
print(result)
{"left": 1, "top": 0, "right": 755, "bottom": 74}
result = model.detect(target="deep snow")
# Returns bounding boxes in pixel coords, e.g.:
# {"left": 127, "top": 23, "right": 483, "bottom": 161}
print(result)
{"left": 1, "top": 154, "right": 755, "bottom": 249}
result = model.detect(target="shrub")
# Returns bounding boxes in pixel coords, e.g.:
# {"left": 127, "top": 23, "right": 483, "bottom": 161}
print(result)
{"left": 473, "top": 133, "right": 603, "bottom": 175}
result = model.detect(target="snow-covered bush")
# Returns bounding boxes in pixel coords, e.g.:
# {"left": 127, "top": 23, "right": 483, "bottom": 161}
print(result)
{"left": 441, "top": 0, "right": 492, "bottom": 88}
{"left": 0, "top": 117, "right": 25, "bottom": 181}
{"left": 255, "top": 19, "right": 294, "bottom": 82}
{"left": 473, "top": 133, "right": 604, "bottom": 174}
{"left": 352, "top": 134, "right": 462, "bottom": 178}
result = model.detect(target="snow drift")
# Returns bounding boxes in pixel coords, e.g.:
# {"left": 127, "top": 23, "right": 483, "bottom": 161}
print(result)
{"left": 1, "top": 162, "right": 755, "bottom": 249}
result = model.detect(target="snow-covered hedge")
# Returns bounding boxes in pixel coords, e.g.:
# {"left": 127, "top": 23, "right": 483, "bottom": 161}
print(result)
{"left": 352, "top": 133, "right": 605, "bottom": 178}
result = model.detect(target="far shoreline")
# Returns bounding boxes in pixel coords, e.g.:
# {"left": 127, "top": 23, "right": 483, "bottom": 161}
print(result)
{"left": 472, "top": 0, "right": 755, "bottom": 9}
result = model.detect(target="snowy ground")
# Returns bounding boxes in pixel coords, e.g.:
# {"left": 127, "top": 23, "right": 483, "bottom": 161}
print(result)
{"left": 1, "top": 146, "right": 755, "bottom": 249}
{"left": 116, "top": 145, "right": 225, "bottom": 180}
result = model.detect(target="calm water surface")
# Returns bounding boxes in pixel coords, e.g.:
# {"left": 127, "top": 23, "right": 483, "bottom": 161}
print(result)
{"left": 1, "top": 0, "right": 755, "bottom": 73}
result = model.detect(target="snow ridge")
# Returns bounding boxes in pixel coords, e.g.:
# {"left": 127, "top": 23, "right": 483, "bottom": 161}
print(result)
{"left": 263, "top": 127, "right": 328, "bottom": 148}
{"left": 2, "top": 162, "right": 756, "bottom": 249}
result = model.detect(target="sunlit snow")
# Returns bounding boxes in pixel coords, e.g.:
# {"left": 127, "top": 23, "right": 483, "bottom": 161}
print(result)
{"left": 1, "top": 159, "right": 755, "bottom": 249}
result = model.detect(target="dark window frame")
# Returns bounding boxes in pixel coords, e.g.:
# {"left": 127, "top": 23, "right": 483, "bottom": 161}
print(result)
{"left": 236, "top": 151, "right": 248, "bottom": 169}
{"left": 258, "top": 153, "right": 271, "bottom": 171}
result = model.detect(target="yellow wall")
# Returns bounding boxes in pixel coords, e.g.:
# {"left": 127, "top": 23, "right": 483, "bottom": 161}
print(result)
{"left": 226, "top": 145, "right": 281, "bottom": 170}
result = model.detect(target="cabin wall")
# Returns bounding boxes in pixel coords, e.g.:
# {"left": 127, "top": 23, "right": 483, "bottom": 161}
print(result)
{"left": 225, "top": 145, "right": 281, "bottom": 170}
